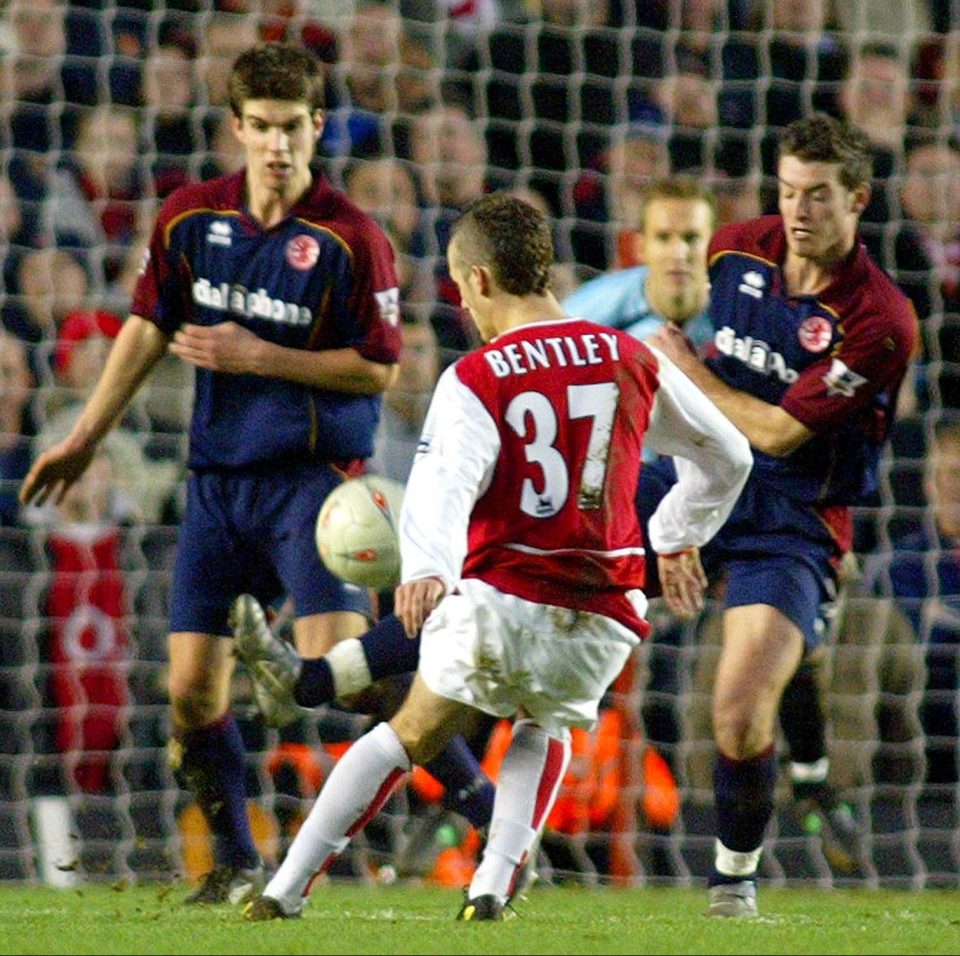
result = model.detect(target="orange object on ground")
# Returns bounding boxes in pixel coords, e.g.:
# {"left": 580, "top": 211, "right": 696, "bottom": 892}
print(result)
{"left": 178, "top": 801, "right": 278, "bottom": 883}
{"left": 640, "top": 745, "right": 680, "bottom": 830}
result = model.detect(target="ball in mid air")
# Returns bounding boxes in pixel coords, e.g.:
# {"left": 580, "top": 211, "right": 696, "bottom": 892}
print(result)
{"left": 315, "top": 474, "right": 405, "bottom": 590}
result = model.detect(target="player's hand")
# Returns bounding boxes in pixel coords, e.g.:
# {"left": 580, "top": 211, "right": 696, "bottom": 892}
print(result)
{"left": 19, "top": 439, "right": 98, "bottom": 508}
{"left": 647, "top": 323, "right": 699, "bottom": 370}
{"left": 394, "top": 576, "right": 446, "bottom": 637}
{"left": 169, "top": 321, "right": 263, "bottom": 375}
{"left": 657, "top": 547, "right": 708, "bottom": 619}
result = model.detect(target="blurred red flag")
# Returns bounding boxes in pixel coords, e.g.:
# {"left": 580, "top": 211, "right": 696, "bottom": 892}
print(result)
{"left": 47, "top": 527, "right": 129, "bottom": 792}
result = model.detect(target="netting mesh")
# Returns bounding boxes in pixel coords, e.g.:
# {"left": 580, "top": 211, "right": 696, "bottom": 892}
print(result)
{"left": 1, "top": 0, "right": 960, "bottom": 891}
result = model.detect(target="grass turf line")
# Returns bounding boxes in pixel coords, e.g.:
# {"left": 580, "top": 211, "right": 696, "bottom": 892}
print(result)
{"left": 0, "top": 882, "right": 958, "bottom": 955}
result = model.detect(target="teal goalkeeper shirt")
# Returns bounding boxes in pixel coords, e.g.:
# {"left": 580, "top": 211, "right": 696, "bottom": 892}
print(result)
{"left": 561, "top": 265, "right": 714, "bottom": 350}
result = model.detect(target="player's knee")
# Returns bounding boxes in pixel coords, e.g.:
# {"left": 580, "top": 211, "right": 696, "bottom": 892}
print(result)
{"left": 388, "top": 714, "right": 436, "bottom": 765}
{"left": 167, "top": 674, "right": 223, "bottom": 730}
{"left": 713, "top": 706, "right": 769, "bottom": 759}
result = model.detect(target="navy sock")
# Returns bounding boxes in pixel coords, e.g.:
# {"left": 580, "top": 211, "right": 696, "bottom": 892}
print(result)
{"left": 779, "top": 659, "right": 827, "bottom": 766}
{"left": 294, "top": 658, "right": 336, "bottom": 707}
{"left": 362, "top": 615, "right": 421, "bottom": 680}
{"left": 294, "top": 615, "right": 421, "bottom": 707}
{"left": 714, "top": 746, "right": 776, "bottom": 857}
{"left": 424, "top": 735, "right": 495, "bottom": 831}
{"left": 793, "top": 779, "right": 838, "bottom": 807}
{"left": 177, "top": 714, "right": 258, "bottom": 869}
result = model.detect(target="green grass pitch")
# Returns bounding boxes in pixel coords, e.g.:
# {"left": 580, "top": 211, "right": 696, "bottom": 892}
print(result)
{"left": 0, "top": 881, "right": 958, "bottom": 955}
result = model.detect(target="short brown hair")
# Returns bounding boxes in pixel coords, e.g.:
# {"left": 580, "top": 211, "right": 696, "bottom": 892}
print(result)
{"left": 777, "top": 114, "right": 873, "bottom": 190}
{"left": 227, "top": 43, "right": 324, "bottom": 118}
{"left": 451, "top": 193, "right": 554, "bottom": 296}
{"left": 637, "top": 176, "right": 717, "bottom": 231}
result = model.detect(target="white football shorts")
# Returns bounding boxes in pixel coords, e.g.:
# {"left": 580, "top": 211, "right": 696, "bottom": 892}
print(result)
{"left": 417, "top": 578, "right": 640, "bottom": 737}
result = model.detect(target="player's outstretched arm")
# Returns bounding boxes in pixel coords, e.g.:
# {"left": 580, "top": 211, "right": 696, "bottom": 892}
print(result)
{"left": 170, "top": 321, "right": 397, "bottom": 395}
{"left": 19, "top": 315, "right": 168, "bottom": 507}
{"left": 648, "top": 322, "right": 812, "bottom": 457}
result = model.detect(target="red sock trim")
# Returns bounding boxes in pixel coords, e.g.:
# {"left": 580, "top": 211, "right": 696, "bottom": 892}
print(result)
{"left": 301, "top": 766, "right": 406, "bottom": 898}
{"left": 531, "top": 736, "right": 566, "bottom": 830}
{"left": 346, "top": 766, "right": 406, "bottom": 837}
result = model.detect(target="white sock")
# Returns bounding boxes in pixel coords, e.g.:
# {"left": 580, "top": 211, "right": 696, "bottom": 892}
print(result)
{"left": 714, "top": 838, "right": 762, "bottom": 879}
{"left": 263, "top": 722, "right": 410, "bottom": 911}
{"left": 789, "top": 757, "right": 829, "bottom": 785}
{"left": 326, "top": 637, "right": 373, "bottom": 698}
{"left": 469, "top": 720, "right": 571, "bottom": 903}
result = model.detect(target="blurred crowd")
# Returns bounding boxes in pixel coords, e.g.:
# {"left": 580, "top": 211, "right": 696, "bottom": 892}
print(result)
{"left": 4, "top": 0, "right": 960, "bottom": 885}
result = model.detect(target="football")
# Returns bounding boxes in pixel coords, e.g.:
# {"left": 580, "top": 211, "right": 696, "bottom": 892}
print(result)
{"left": 315, "top": 474, "right": 405, "bottom": 590}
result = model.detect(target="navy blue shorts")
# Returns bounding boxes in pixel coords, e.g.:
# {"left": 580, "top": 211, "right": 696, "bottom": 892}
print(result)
{"left": 637, "top": 458, "right": 838, "bottom": 651}
{"left": 168, "top": 465, "right": 372, "bottom": 636}
{"left": 722, "top": 552, "right": 837, "bottom": 651}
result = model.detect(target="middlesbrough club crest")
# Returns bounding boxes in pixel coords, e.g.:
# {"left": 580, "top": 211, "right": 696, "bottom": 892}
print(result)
{"left": 286, "top": 234, "right": 320, "bottom": 270}
{"left": 797, "top": 315, "right": 832, "bottom": 353}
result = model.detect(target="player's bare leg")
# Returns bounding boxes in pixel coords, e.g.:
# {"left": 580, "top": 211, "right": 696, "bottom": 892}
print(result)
{"left": 167, "top": 632, "right": 264, "bottom": 904}
{"left": 232, "top": 596, "right": 496, "bottom": 860}
{"left": 707, "top": 604, "right": 803, "bottom": 917}
{"left": 246, "top": 674, "right": 470, "bottom": 919}
{"left": 458, "top": 718, "right": 572, "bottom": 922}
{"left": 293, "top": 609, "right": 368, "bottom": 658}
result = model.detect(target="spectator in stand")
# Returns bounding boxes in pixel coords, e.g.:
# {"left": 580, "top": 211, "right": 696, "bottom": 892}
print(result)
{"left": 45, "top": 310, "right": 123, "bottom": 422}
{"left": 3, "top": 248, "right": 92, "bottom": 373}
{"left": 47, "top": 105, "right": 148, "bottom": 288}
{"left": 34, "top": 438, "right": 133, "bottom": 796}
{"left": 0, "top": 174, "right": 43, "bottom": 313}
{"left": 506, "top": 185, "right": 579, "bottom": 303}
{"left": 409, "top": 101, "right": 492, "bottom": 360}
{"left": 4, "top": 149, "right": 49, "bottom": 245}
{"left": 926, "top": 33, "right": 960, "bottom": 143}
{"left": 573, "top": 125, "right": 671, "bottom": 273}
{"left": 604, "top": 129, "right": 672, "bottom": 240}
{"left": 215, "top": 0, "right": 338, "bottom": 64}
{"left": 722, "top": 0, "right": 846, "bottom": 201}
{"left": 757, "top": 0, "right": 846, "bottom": 127}
{"left": 894, "top": 139, "right": 960, "bottom": 411}
{"left": 452, "top": 0, "right": 626, "bottom": 216}
{"left": 198, "top": 13, "right": 260, "bottom": 110}
{"left": 897, "top": 138, "right": 960, "bottom": 318}
{"left": 836, "top": 41, "right": 917, "bottom": 266}
{"left": 862, "top": 417, "right": 960, "bottom": 785}
{"left": 630, "top": 0, "right": 756, "bottom": 178}
{"left": 199, "top": 109, "right": 247, "bottom": 184}
{"left": 402, "top": 0, "right": 522, "bottom": 69}
{"left": 643, "top": 59, "right": 743, "bottom": 178}
{"left": 368, "top": 314, "right": 439, "bottom": 487}
{"left": 33, "top": 310, "right": 178, "bottom": 526}
{"left": 839, "top": 42, "right": 914, "bottom": 163}
{"left": 321, "top": 1, "right": 436, "bottom": 160}
{"left": 0, "top": 331, "right": 36, "bottom": 527}
{"left": 138, "top": 21, "right": 202, "bottom": 199}
{"left": 825, "top": 590, "right": 925, "bottom": 793}
{"left": 101, "top": 228, "right": 194, "bottom": 459}
{"left": 0, "top": 171, "right": 35, "bottom": 249}
{"left": 833, "top": 0, "right": 930, "bottom": 38}
{"left": 712, "top": 175, "right": 764, "bottom": 230}
{"left": 345, "top": 158, "right": 431, "bottom": 316}
{"left": 0, "top": 0, "right": 98, "bottom": 155}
